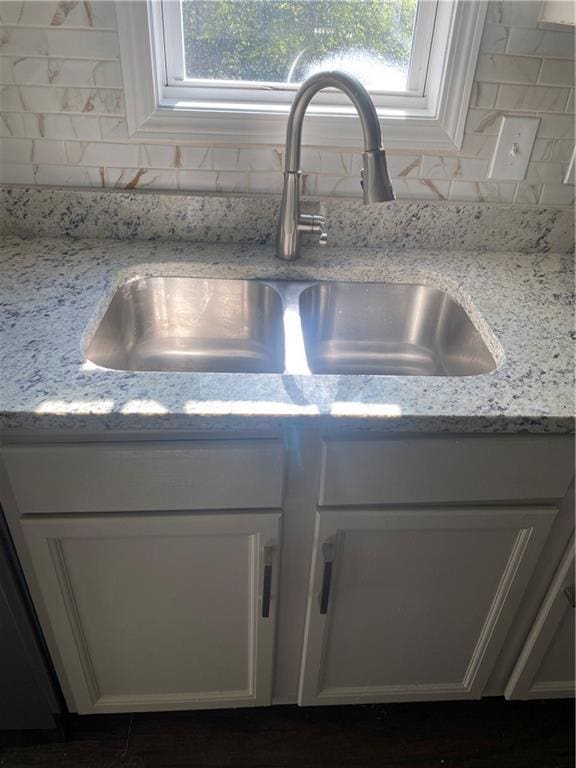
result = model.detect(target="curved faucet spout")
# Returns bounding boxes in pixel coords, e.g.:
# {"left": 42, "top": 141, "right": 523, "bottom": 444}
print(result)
{"left": 284, "top": 70, "right": 383, "bottom": 171}
{"left": 276, "top": 70, "right": 395, "bottom": 262}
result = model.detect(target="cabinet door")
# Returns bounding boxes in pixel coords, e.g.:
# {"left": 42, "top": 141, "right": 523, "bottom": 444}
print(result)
{"left": 505, "top": 533, "right": 575, "bottom": 700}
{"left": 299, "top": 507, "right": 555, "bottom": 705}
{"left": 22, "top": 512, "right": 280, "bottom": 714}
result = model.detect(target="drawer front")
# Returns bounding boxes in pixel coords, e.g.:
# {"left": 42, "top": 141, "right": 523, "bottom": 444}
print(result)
{"left": 2, "top": 440, "right": 284, "bottom": 514}
{"left": 320, "top": 436, "right": 574, "bottom": 506}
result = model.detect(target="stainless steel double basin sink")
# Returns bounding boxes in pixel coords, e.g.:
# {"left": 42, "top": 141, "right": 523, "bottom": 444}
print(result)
{"left": 86, "top": 276, "right": 498, "bottom": 377}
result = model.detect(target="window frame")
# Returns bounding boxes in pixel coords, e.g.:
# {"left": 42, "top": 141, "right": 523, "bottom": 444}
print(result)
{"left": 160, "top": 0, "right": 437, "bottom": 109}
{"left": 116, "top": 0, "right": 488, "bottom": 151}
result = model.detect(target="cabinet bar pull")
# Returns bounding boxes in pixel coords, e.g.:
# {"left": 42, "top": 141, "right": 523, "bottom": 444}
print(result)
{"left": 320, "top": 542, "right": 335, "bottom": 615}
{"left": 262, "top": 546, "right": 274, "bottom": 618}
{"left": 564, "top": 586, "right": 575, "bottom": 608}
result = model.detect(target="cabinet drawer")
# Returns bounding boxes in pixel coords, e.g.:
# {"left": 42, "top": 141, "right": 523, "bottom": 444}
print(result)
{"left": 2, "top": 440, "right": 284, "bottom": 514}
{"left": 320, "top": 436, "right": 574, "bottom": 506}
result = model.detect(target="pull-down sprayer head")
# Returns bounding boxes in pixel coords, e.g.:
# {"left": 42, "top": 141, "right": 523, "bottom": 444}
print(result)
{"left": 362, "top": 148, "right": 395, "bottom": 203}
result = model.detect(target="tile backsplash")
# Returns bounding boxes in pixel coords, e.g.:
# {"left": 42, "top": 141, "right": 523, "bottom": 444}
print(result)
{"left": 0, "top": 0, "right": 574, "bottom": 206}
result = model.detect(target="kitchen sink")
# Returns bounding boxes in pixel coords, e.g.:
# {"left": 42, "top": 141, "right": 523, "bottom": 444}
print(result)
{"left": 85, "top": 276, "right": 285, "bottom": 373}
{"left": 86, "top": 277, "right": 498, "bottom": 377}
{"left": 299, "top": 282, "right": 497, "bottom": 376}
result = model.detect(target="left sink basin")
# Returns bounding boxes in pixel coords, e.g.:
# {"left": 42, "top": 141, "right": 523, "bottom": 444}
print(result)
{"left": 85, "top": 277, "right": 285, "bottom": 373}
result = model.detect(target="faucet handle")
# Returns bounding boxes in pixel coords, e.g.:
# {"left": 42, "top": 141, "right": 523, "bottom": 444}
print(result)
{"left": 298, "top": 213, "right": 328, "bottom": 246}
{"left": 316, "top": 215, "right": 328, "bottom": 246}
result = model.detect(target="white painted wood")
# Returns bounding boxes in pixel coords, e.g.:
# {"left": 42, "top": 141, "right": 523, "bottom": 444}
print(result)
{"left": 299, "top": 506, "right": 556, "bottom": 705}
{"left": 483, "top": 481, "right": 575, "bottom": 696}
{"left": 2, "top": 440, "right": 284, "bottom": 514}
{"left": 539, "top": 1, "right": 575, "bottom": 27}
{"left": 272, "top": 427, "right": 323, "bottom": 702}
{"left": 21, "top": 511, "right": 281, "bottom": 713}
{"left": 505, "top": 533, "right": 575, "bottom": 700}
{"left": 115, "top": 0, "right": 486, "bottom": 150}
{"left": 320, "top": 436, "right": 574, "bottom": 506}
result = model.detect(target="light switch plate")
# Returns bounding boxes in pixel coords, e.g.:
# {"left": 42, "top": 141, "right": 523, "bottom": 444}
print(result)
{"left": 563, "top": 148, "right": 575, "bottom": 185}
{"left": 488, "top": 116, "right": 540, "bottom": 181}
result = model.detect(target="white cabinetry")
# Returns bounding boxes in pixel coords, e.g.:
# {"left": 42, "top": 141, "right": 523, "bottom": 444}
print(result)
{"left": 21, "top": 512, "right": 281, "bottom": 714}
{"left": 1, "top": 432, "right": 573, "bottom": 713}
{"left": 505, "top": 534, "right": 575, "bottom": 700}
{"left": 299, "top": 506, "right": 556, "bottom": 705}
{"left": 2, "top": 440, "right": 284, "bottom": 513}
{"left": 319, "top": 436, "right": 574, "bottom": 506}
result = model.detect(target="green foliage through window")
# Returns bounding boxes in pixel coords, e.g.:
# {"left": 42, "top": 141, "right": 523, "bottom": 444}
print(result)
{"left": 182, "top": 0, "right": 418, "bottom": 90}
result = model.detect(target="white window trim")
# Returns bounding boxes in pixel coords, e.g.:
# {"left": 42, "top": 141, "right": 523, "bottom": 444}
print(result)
{"left": 116, "top": 0, "right": 488, "bottom": 151}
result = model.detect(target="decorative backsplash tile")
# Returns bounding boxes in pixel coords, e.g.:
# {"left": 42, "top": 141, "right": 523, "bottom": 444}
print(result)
{"left": 0, "top": 84, "right": 124, "bottom": 113}
{"left": 480, "top": 23, "right": 510, "bottom": 54}
{"left": 540, "top": 184, "right": 576, "bottom": 205}
{"left": 448, "top": 181, "right": 516, "bottom": 203}
{"left": 419, "top": 156, "right": 489, "bottom": 181}
{"left": 0, "top": 27, "right": 119, "bottom": 57}
{"left": 486, "top": 1, "right": 542, "bottom": 27}
{"left": 532, "top": 138, "right": 574, "bottom": 162}
{"left": 538, "top": 58, "right": 575, "bottom": 86}
{"left": 0, "top": 1, "right": 116, "bottom": 28}
{"left": 537, "top": 114, "right": 574, "bottom": 138}
{"left": 0, "top": 0, "right": 574, "bottom": 207}
{"left": 496, "top": 84, "right": 570, "bottom": 111}
{"left": 506, "top": 26, "right": 576, "bottom": 57}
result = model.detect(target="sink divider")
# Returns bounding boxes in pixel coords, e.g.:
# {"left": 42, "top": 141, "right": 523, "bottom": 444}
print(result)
{"left": 265, "top": 281, "right": 313, "bottom": 376}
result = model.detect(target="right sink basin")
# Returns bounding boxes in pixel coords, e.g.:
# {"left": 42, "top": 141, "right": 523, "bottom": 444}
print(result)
{"left": 298, "top": 282, "right": 498, "bottom": 376}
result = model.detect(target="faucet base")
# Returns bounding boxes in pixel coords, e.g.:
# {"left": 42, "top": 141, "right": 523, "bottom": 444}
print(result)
{"left": 276, "top": 171, "right": 302, "bottom": 261}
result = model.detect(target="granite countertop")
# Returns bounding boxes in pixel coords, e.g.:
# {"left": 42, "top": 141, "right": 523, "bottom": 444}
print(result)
{"left": 0, "top": 234, "right": 573, "bottom": 435}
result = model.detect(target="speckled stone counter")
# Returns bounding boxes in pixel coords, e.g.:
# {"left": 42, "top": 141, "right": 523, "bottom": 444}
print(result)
{"left": 2, "top": 186, "right": 574, "bottom": 255}
{"left": 0, "top": 234, "right": 573, "bottom": 435}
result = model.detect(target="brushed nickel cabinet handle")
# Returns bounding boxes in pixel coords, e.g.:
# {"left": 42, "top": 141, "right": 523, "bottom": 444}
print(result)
{"left": 262, "top": 546, "right": 274, "bottom": 619}
{"left": 320, "top": 541, "right": 335, "bottom": 615}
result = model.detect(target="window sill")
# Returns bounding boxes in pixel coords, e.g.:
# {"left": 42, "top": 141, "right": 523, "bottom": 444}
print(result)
{"left": 135, "top": 103, "right": 460, "bottom": 151}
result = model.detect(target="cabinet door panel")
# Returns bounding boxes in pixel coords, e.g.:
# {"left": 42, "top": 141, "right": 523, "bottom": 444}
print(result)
{"left": 505, "top": 533, "right": 575, "bottom": 700}
{"left": 299, "top": 507, "right": 556, "bottom": 705}
{"left": 22, "top": 512, "right": 280, "bottom": 713}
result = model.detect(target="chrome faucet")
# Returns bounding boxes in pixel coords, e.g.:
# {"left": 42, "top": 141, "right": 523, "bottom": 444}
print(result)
{"left": 276, "top": 70, "right": 395, "bottom": 261}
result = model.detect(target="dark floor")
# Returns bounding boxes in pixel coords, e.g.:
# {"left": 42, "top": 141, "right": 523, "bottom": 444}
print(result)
{"left": 0, "top": 699, "right": 573, "bottom": 768}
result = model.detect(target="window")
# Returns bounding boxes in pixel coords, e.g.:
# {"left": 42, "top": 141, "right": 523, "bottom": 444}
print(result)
{"left": 162, "top": 0, "right": 436, "bottom": 107}
{"left": 117, "top": 0, "right": 487, "bottom": 149}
